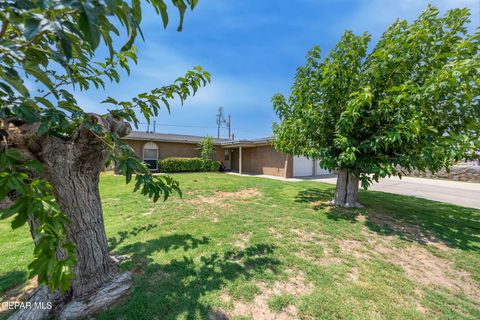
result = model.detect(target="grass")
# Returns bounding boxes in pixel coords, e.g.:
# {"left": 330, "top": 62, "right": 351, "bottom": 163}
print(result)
{"left": 1, "top": 172, "right": 479, "bottom": 319}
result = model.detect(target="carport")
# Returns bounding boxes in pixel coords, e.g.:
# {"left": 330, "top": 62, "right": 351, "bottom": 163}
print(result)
{"left": 220, "top": 139, "right": 331, "bottom": 178}
{"left": 221, "top": 138, "right": 290, "bottom": 177}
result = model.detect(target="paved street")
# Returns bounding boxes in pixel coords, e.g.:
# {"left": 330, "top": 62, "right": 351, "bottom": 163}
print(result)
{"left": 305, "top": 175, "right": 480, "bottom": 209}
{"left": 229, "top": 173, "right": 480, "bottom": 209}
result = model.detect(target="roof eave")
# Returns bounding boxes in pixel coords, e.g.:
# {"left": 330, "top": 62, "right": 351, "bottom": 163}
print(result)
{"left": 122, "top": 136, "right": 225, "bottom": 145}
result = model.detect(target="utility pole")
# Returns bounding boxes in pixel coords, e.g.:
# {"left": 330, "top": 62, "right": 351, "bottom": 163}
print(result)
{"left": 216, "top": 107, "right": 226, "bottom": 138}
{"left": 227, "top": 114, "right": 231, "bottom": 140}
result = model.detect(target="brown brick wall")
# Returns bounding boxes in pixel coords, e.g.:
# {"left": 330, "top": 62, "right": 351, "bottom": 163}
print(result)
{"left": 285, "top": 155, "right": 293, "bottom": 178}
{"left": 229, "top": 145, "right": 289, "bottom": 177}
{"left": 121, "top": 139, "right": 289, "bottom": 177}
{"left": 121, "top": 139, "right": 223, "bottom": 161}
{"left": 213, "top": 146, "right": 223, "bottom": 162}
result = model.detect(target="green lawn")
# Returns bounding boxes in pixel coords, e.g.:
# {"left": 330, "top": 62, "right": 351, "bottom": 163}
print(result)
{"left": 1, "top": 172, "right": 479, "bottom": 319}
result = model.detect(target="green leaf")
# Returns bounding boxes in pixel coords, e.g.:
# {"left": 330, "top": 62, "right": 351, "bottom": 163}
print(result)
{"left": 24, "top": 17, "right": 41, "bottom": 40}
{"left": 79, "top": 0, "right": 101, "bottom": 49}
{"left": 172, "top": 0, "right": 187, "bottom": 31}
{"left": 11, "top": 211, "right": 28, "bottom": 229}
{"left": 13, "top": 102, "right": 40, "bottom": 123}
{"left": 35, "top": 97, "right": 55, "bottom": 109}
{"left": 0, "top": 68, "right": 29, "bottom": 97}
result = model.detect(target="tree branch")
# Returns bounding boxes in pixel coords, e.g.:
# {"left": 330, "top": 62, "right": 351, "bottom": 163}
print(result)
{"left": 0, "top": 18, "right": 9, "bottom": 39}
{"left": 17, "top": 30, "right": 48, "bottom": 49}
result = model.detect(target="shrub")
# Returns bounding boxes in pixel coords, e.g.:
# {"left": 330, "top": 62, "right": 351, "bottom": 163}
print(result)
{"left": 198, "top": 136, "right": 215, "bottom": 160}
{"left": 209, "top": 160, "right": 221, "bottom": 172}
{"left": 158, "top": 157, "right": 221, "bottom": 173}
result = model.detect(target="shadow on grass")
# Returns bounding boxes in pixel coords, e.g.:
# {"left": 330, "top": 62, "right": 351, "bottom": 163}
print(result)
{"left": 295, "top": 187, "right": 360, "bottom": 222}
{"left": 108, "top": 224, "right": 158, "bottom": 250}
{"left": 117, "top": 234, "right": 211, "bottom": 258}
{"left": 295, "top": 187, "right": 480, "bottom": 251}
{"left": 294, "top": 187, "right": 334, "bottom": 204}
{"left": 100, "top": 233, "right": 279, "bottom": 319}
{"left": 0, "top": 270, "right": 28, "bottom": 297}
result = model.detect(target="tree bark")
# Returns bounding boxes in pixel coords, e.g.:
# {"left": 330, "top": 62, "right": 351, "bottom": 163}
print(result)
{"left": 6, "top": 115, "right": 133, "bottom": 319}
{"left": 40, "top": 133, "right": 115, "bottom": 299}
{"left": 334, "top": 169, "right": 362, "bottom": 207}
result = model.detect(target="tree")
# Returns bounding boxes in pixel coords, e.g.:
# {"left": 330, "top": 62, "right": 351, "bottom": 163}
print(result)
{"left": 198, "top": 135, "right": 214, "bottom": 159}
{"left": 272, "top": 6, "right": 479, "bottom": 207}
{"left": 0, "top": 0, "right": 210, "bottom": 318}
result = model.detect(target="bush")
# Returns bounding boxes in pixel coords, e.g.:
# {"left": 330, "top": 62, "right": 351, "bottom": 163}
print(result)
{"left": 158, "top": 157, "right": 221, "bottom": 173}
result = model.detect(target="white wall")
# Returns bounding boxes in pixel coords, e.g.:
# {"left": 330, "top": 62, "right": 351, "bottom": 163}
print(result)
{"left": 293, "top": 156, "right": 313, "bottom": 177}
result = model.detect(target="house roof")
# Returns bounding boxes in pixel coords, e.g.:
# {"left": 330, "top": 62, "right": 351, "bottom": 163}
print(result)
{"left": 123, "top": 131, "right": 231, "bottom": 145}
{"left": 221, "top": 137, "right": 273, "bottom": 148}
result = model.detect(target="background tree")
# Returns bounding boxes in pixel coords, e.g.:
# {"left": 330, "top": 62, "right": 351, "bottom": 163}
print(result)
{"left": 273, "top": 6, "right": 479, "bottom": 207}
{"left": 198, "top": 135, "right": 214, "bottom": 159}
{"left": 0, "top": 0, "right": 209, "bottom": 318}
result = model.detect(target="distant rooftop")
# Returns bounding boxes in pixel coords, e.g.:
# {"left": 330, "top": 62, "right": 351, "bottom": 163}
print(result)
{"left": 123, "top": 131, "right": 231, "bottom": 145}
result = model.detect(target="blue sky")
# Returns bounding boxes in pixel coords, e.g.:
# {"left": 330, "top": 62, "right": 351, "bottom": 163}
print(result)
{"left": 75, "top": 0, "right": 479, "bottom": 139}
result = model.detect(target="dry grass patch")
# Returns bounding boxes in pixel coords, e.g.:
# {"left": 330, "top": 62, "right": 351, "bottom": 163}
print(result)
{"left": 348, "top": 267, "right": 360, "bottom": 282}
{"left": 367, "top": 212, "right": 451, "bottom": 250}
{"left": 234, "top": 232, "right": 251, "bottom": 250}
{"left": 219, "top": 271, "right": 313, "bottom": 320}
{"left": 374, "top": 240, "right": 480, "bottom": 302}
{"left": 295, "top": 249, "right": 343, "bottom": 266}
{"left": 268, "top": 227, "right": 283, "bottom": 239}
{"left": 142, "top": 208, "right": 155, "bottom": 216}
{"left": 289, "top": 228, "right": 326, "bottom": 245}
{"left": 338, "top": 239, "right": 371, "bottom": 260}
{"left": 345, "top": 225, "right": 480, "bottom": 304}
{"left": 187, "top": 188, "right": 262, "bottom": 208}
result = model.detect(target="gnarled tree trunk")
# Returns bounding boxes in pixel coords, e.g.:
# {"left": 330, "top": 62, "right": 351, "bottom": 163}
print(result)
{"left": 41, "top": 133, "right": 115, "bottom": 298}
{"left": 334, "top": 169, "right": 362, "bottom": 208}
{"left": 8, "top": 115, "right": 133, "bottom": 320}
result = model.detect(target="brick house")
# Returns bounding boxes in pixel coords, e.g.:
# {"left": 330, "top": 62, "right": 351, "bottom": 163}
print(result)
{"left": 122, "top": 131, "right": 331, "bottom": 178}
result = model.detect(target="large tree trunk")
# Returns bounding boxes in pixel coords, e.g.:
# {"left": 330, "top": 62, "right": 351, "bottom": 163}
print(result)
{"left": 334, "top": 169, "right": 362, "bottom": 208}
{"left": 41, "top": 133, "right": 115, "bottom": 298}
{"left": 8, "top": 116, "right": 133, "bottom": 319}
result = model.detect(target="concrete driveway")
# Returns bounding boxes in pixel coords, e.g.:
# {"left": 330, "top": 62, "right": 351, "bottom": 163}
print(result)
{"left": 306, "top": 175, "right": 480, "bottom": 209}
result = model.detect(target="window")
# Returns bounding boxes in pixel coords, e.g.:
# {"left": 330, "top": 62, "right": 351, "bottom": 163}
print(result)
{"left": 143, "top": 142, "right": 158, "bottom": 170}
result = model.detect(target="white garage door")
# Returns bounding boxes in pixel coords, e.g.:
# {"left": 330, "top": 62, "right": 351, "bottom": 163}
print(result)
{"left": 315, "top": 160, "right": 330, "bottom": 176}
{"left": 293, "top": 156, "right": 313, "bottom": 177}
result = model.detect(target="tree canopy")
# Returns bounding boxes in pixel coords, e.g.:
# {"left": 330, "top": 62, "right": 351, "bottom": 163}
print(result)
{"left": 0, "top": 0, "right": 209, "bottom": 293}
{"left": 273, "top": 5, "right": 480, "bottom": 192}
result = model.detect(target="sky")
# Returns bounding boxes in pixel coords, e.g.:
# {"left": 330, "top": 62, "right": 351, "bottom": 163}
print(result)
{"left": 75, "top": 0, "right": 480, "bottom": 140}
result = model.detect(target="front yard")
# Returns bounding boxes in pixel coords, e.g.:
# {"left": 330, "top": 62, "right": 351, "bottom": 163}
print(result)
{"left": 1, "top": 172, "right": 479, "bottom": 319}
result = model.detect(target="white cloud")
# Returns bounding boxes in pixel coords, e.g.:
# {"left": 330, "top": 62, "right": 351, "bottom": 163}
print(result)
{"left": 336, "top": 0, "right": 479, "bottom": 39}
{"left": 70, "top": 39, "right": 278, "bottom": 139}
{"left": 132, "top": 42, "right": 280, "bottom": 110}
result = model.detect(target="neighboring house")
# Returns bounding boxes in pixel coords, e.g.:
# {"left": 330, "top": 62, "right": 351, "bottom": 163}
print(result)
{"left": 122, "top": 131, "right": 331, "bottom": 178}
